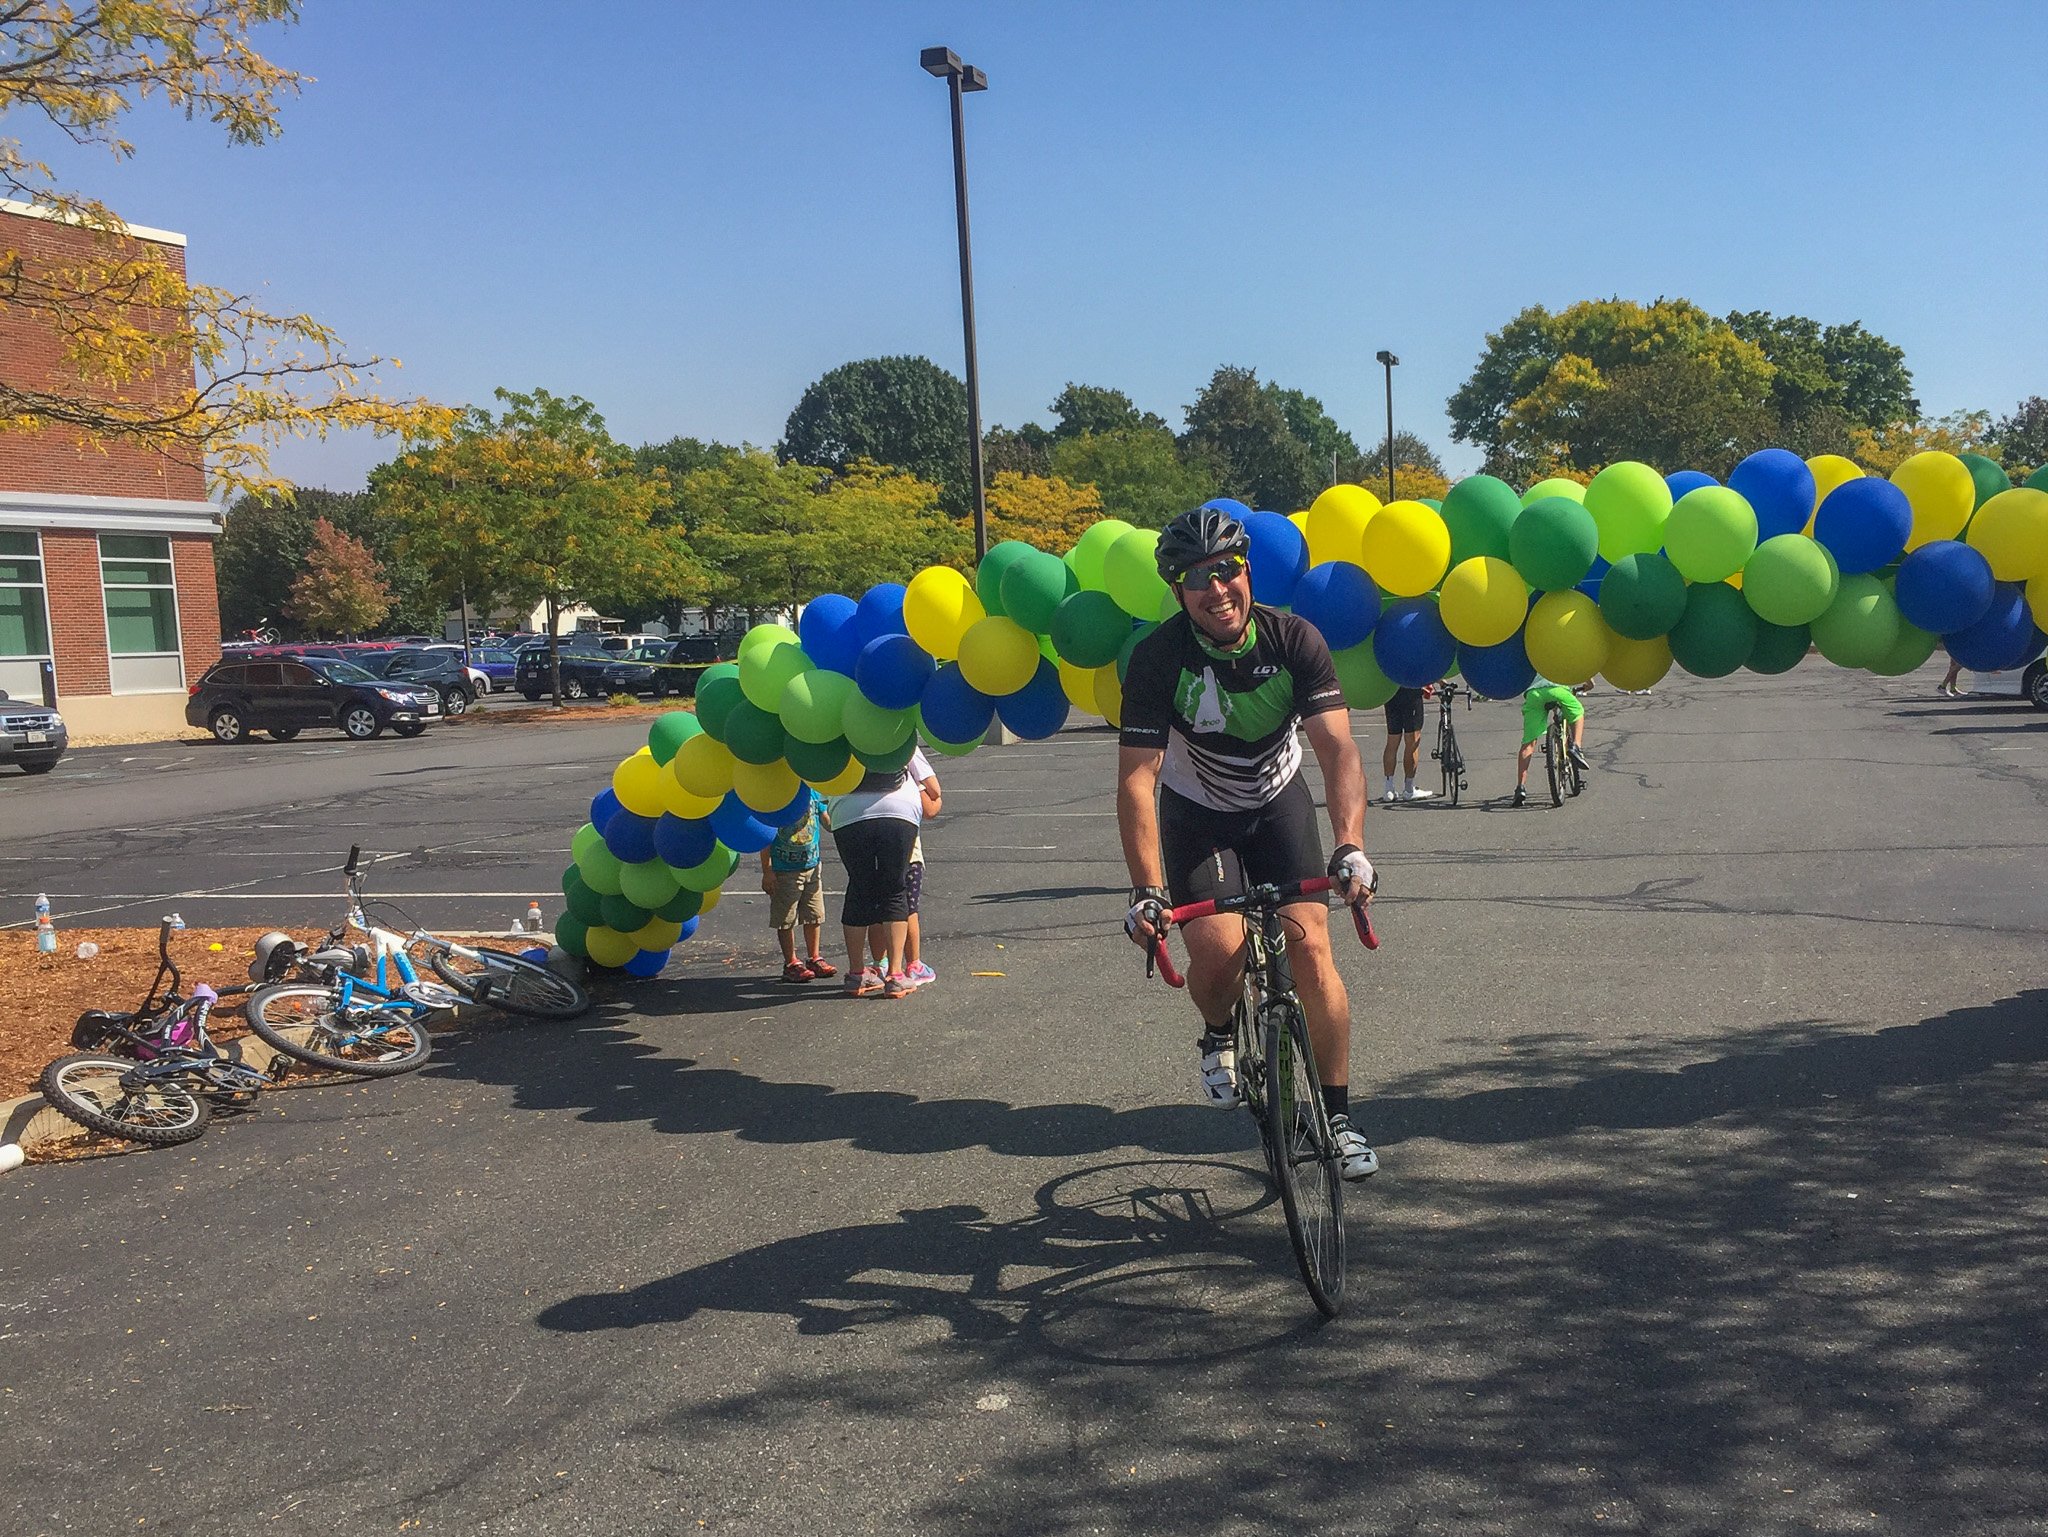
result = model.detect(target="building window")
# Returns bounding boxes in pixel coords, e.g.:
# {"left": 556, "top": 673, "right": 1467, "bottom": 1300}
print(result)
{"left": 0, "top": 531, "right": 50, "bottom": 657}
{"left": 100, "top": 533, "right": 184, "bottom": 693}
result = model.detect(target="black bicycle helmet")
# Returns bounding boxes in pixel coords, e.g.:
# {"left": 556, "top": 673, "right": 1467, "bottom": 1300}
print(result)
{"left": 1154, "top": 503, "right": 1252, "bottom": 583}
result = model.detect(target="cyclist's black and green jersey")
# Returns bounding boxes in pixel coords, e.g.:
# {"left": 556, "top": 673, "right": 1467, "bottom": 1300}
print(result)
{"left": 1119, "top": 606, "right": 1346, "bottom": 812}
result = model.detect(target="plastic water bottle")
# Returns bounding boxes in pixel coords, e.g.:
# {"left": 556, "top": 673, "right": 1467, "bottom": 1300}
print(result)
{"left": 35, "top": 894, "right": 55, "bottom": 955}
{"left": 525, "top": 902, "right": 543, "bottom": 933}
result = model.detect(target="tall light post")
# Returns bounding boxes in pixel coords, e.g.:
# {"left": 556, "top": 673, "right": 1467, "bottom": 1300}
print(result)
{"left": 921, "top": 46, "right": 990, "bottom": 559}
{"left": 1374, "top": 350, "right": 1400, "bottom": 505}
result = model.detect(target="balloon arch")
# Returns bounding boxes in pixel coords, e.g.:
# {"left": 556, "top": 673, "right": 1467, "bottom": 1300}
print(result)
{"left": 556, "top": 448, "right": 2048, "bottom": 974}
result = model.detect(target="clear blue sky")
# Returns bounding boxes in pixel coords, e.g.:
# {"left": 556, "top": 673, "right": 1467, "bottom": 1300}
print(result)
{"left": 23, "top": 0, "right": 2048, "bottom": 491}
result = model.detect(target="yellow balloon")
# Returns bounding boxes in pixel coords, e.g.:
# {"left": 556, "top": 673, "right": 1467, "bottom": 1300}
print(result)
{"left": 1092, "top": 663, "right": 1123, "bottom": 729}
{"left": 811, "top": 757, "right": 865, "bottom": 796}
{"left": 1288, "top": 510, "right": 1311, "bottom": 539}
{"left": 732, "top": 755, "right": 800, "bottom": 813}
{"left": 1524, "top": 590, "right": 1611, "bottom": 685}
{"left": 956, "top": 615, "right": 1039, "bottom": 695}
{"left": 1358, "top": 499, "right": 1451, "bottom": 598}
{"left": 627, "top": 915, "right": 684, "bottom": 951}
{"left": 1306, "top": 483, "right": 1381, "bottom": 567}
{"left": 2028, "top": 570, "right": 2048, "bottom": 622}
{"left": 1600, "top": 634, "right": 1673, "bottom": 692}
{"left": 1965, "top": 487, "right": 2048, "bottom": 580}
{"left": 585, "top": 926, "right": 637, "bottom": 968}
{"left": 672, "top": 732, "right": 735, "bottom": 799}
{"left": 1056, "top": 659, "right": 1098, "bottom": 715}
{"left": 698, "top": 883, "right": 722, "bottom": 915}
{"left": 612, "top": 749, "right": 667, "bottom": 818}
{"left": 902, "top": 565, "right": 985, "bottom": 661}
{"left": 1437, "top": 555, "right": 1527, "bottom": 647}
{"left": 658, "top": 766, "right": 721, "bottom": 820}
{"left": 1806, "top": 454, "right": 1864, "bottom": 531}
{"left": 1891, "top": 450, "right": 1976, "bottom": 550}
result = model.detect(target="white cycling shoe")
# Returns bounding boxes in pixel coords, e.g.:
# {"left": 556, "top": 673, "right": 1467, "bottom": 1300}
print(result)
{"left": 1199, "top": 1034, "right": 1241, "bottom": 1109}
{"left": 1329, "top": 1114, "right": 1380, "bottom": 1180}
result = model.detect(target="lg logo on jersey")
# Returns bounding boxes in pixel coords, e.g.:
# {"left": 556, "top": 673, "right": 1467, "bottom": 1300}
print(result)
{"left": 1251, "top": 664, "right": 1279, "bottom": 677}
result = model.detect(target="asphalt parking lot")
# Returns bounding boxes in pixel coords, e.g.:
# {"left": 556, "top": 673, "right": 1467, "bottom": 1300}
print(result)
{"left": 3, "top": 665, "right": 2045, "bottom": 1535}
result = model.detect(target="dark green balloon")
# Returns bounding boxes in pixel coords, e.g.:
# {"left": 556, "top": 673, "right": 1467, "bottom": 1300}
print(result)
{"left": 1597, "top": 553, "right": 1688, "bottom": 640}
{"left": 1508, "top": 496, "right": 1600, "bottom": 591}
{"left": 783, "top": 734, "right": 852, "bottom": 782}
{"left": 1668, "top": 581, "right": 1758, "bottom": 677}
{"left": 694, "top": 669, "right": 744, "bottom": 741}
{"left": 853, "top": 734, "right": 917, "bottom": 773}
{"left": 1745, "top": 620, "right": 1811, "bottom": 675}
{"left": 562, "top": 869, "right": 606, "bottom": 925}
{"left": 600, "top": 891, "right": 652, "bottom": 933}
{"left": 1050, "top": 590, "right": 1132, "bottom": 668}
{"left": 1001, "top": 549, "right": 1078, "bottom": 634}
{"left": 1958, "top": 452, "right": 2011, "bottom": 510}
{"left": 1440, "top": 474, "right": 1521, "bottom": 566}
{"left": 722, "top": 698, "right": 787, "bottom": 765}
{"left": 656, "top": 886, "right": 704, "bottom": 923}
{"left": 554, "top": 914, "right": 590, "bottom": 957}
{"left": 2026, "top": 465, "right": 2048, "bottom": 494}
{"left": 974, "top": 540, "right": 1038, "bottom": 617}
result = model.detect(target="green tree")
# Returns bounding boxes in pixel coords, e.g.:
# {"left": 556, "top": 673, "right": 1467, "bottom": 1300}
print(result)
{"left": 1049, "top": 383, "right": 1165, "bottom": 439}
{"left": 372, "top": 388, "right": 698, "bottom": 703}
{"left": 1180, "top": 366, "right": 1321, "bottom": 511}
{"left": 779, "top": 356, "right": 970, "bottom": 512}
{"left": 1265, "top": 385, "right": 1359, "bottom": 493}
{"left": 1726, "top": 311, "right": 1918, "bottom": 440}
{"left": 1987, "top": 396, "right": 2048, "bottom": 476}
{"left": 983, "top": 422, "right": 1054, "bottom": 479}
{"left": 1351, "top": 429, "right": 1445, "bottom": 482}
{"left": 215, "top": 492, "right": 315, "bottom": 637}
{"left": 287, "top": 517, "right": 389, "bottom": 638}
{"left": 1050, "top": 427, "right": 1219, "bottom": 529}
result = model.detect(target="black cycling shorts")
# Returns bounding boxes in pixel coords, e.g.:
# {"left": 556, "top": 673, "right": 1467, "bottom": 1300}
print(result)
{"left": 1158, "top": 773, "right": 1326, "bottom": 908}
{"left": 1383, "top": 687, "right": 1425, "bottom": 735}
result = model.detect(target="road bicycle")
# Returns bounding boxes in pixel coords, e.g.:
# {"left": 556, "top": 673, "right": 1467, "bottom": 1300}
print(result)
{"left": 1543, "top": 699, "right": 1585, "bottom": 807}
{"left": 1145, "top": 876, "right": 1378, "bottom": 1317}
{"left": 1429, "top": 679, "right": 1471, "bottom": 806}
{"left": 41, "top": 915, "right": 283, "bottom": 1146}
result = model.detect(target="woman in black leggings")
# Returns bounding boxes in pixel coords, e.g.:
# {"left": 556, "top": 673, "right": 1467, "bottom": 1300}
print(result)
{"left": 827, "top": 749, "right": 934, "bottom": 999}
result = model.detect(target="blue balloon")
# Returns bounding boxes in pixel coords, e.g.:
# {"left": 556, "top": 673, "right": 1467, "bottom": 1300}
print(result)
{"left": 1372, "top": 598, "right": 1455, "bottom": 688}
{"left": 854, "top": 582, "right": 910, "bottom": 647}
{"left": 919, "top": 661, "right": 996, "bottom": 742}
{"left": 995, "top": 659, "right": 1070, "bottom": 740}
{"left": 1814, "top": 477, "right": 1911, "bottom": 575}
{"left": 1576, "top": 552, "right": 1611, "bottom": 601}
{"left": 590, "top": 787, "right": 623, "bottom": 830}
{"left": 709, "top": 791, "right": 776, "bottom": 854}
{"left": 674, "top": 915, "right": 699, "bottom": 944}
{"left": 766, "top": 784, "right": 816, "bottom": 829}
{"left": 799, "top": 593, "right": 863, "bottom": 675}
{"left": 623, "top": 948, "right": 671, "bottom": 978}
{"left": 652, "top": 812, "right": 717, "bottom": 870}
{"left": 1288, "top": 561, "right": 1380, "bottom": 650}
{"left": 1201, "top": 497, "right": 1254, "bottom": 519}
{"left": 854, "top": 633, "right": 934, "bottom": 711}
{"left": 1945, "top": 583, "right": 2037, "bottom": 671}
{"left": 1666, "top": 470, "right": 1718, "bottom": 500}
{"left": 601, "top": 808, "right": 658, "bottom": 865}
{"left": 1243, "top": 510, "right": 1309, "bottom": 607}
{"left": 1457, "top": 632, "right": 1536, "bottom": 699}
{"left": 1728, "top": 449, "right": 1817, "bottom": 542}
{"left": 1894, "top": 541, "right": 1995, "bottom": 635}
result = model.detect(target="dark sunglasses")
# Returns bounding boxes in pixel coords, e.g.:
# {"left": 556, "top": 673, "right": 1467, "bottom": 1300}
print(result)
{"left": 1177, "top": 555, "right": 1247, "bottom": 590}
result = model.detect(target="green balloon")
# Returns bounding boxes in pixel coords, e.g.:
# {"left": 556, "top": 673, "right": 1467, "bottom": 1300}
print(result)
{"left": 916, "top": 721, "right": 986, "bottom": 757}
{"left": 675, "top": 842, "right": 738, "bottom": 893}
{"left": 1104, "top": 528, "right": 1170, "bottom": 618}
{"left": 570, "top": 822, "right": 605, "bottom": 869}
{"left": 974, "top": 540, "right": 1038, "bottom": 616}
{"left": 656, "top": 886, "right": 704, "bottom": 923}
{"left": 1331, "top": 637, "right": 1399, "bottom": 709}
{"left": 1959, "top": 452, "right": 2011, "bottom": 510}
{"left": 1067, "top": 519, "right": 1135, "bottom": 593}
{"left": 600, "top": 890, "right": 653, "bottom": 933}
{"left": 1664, "top": 486, "right": 1758, "bottom": 582}
{"left": 779, "top": 668, "right": 855, "bottom": 744}
{"left": 554, "top": 914, "right": 590, "bottom": 958}
{"left": 562, "top": 869, "right": 605, "bottom": 926}
{"left": 783, "top": 734, "right": 852, "bottom": 783}
{"left": 842, "top": 690, "right": 913, "bottom": 755}
{"left": 853, "top": 734, "right": 918, "bottom": 773}
{"left": 1597, "top": 553, "right": 1687, "bottom": 639}
{"left": 1810, "top": 574, "right": 1900, "bottom": 669}
{"left": 618, "top": 857, "right": 681, "bottom": 911}
{"left": 1000, "top": 549, "right": 1076, "bottom": 634}
{"left": 577, "top": 840, "right": 624, "bottom": 896}
{"left": 694, "top": 669, "right": 745, "bottom": 741}
{"left": 1668, "top": 581, "right": 1757, "bottom": 678}
{"left": 1049, "top": 589, "right": 1130, "bottom": 668}
{"left": 1521, "top": 476, "right": 1585, "bottom": 507}
{"left": 1508, "top": 496, "right": 1599, "bottom": 591}
{"left": 1742, "top": 534, "right": 1838, "bottom": 626}
{"left": 738, "top": 622, "right": 799, "bottom": 658}
{"left": 738, "top": 637, "right": 810, "bottom": 711}
{"left": 646, "top": 709, "right": 702, "bottom": 765}
{"left": 1868, "top": 621, "right": 1940, "bottom": 677}
{"left": 1583, "top": 460, "right": 1673, "bottom": 562}
{"left": 1115, "top": 620, "right": 1159, "bottom": 684}
{"left": 1440, "top": 474, "right": 1521, "bottom": 566}
{"left": 2026, "top": 465, "right": 2048, "bottom": 494}
{"left": 1745, "top": 621, "right": 1811, "bottom": 675}
{"left": 722, "top": 698, "right": 787, "bottom": 765}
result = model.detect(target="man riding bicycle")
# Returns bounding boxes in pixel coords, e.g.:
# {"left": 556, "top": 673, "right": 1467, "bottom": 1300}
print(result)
{"left": 1116, "top": 505, "right": 1381, "bottom": 1181}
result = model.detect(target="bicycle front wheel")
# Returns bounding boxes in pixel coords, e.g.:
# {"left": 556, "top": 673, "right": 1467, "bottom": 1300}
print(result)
{"left": 429, "top": 947, "right": 588, "bottom": 1020}
{"left": 39, "top": 1054, "right": 211, "bottom": 1146}
{"left": 245, "top": 984, "right": 433, "bottom": 1076}
{"left": 1545, "top": 717, "right": 1565, "bottom": 806}
{"left": 1444, "top": 729, "right": 1463, "bottom": 807}
{"left": 1263, "top": 1005, "right": 1345, "bottom": 1317}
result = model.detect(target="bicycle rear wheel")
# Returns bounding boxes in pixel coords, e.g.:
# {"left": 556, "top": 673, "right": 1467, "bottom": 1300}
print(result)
{"left": 1444, "top": 728, "right": 1463, "bottom": 806}
{"left": 245, "top": 984, "right": 433, "bottom": 1076}
{"left": 429, "top": 946, "right": 588, "bottom": 1020}
{"left": 1545, "top": 714, "right": 1565, "bottom": 806}
{"left": 39, "top": 1054, "right": 211, "bottom": 1146}
{"left": 1263, "top": 1003, "right": 1345, "bottom": 1317}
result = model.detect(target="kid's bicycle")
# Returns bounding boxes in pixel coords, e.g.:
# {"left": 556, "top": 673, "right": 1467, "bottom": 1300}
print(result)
{"left": 1544, "top": 698, "right": 1584, "bottom": 806}
{"left": 1145, "top": 877, "right": 1378, "bottom": 1317}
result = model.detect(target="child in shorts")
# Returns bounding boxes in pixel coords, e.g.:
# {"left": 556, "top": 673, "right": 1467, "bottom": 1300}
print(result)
{"left": 760, "top": 787, "right": 836, "bottom": 983}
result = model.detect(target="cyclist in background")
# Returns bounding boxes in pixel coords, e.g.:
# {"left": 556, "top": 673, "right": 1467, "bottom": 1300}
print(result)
{"left": 1116, "top": 506, "right": 1381, "bottom": 1180}
{"left": 1512, "top": 673, "right": 1591, "bottom": 807}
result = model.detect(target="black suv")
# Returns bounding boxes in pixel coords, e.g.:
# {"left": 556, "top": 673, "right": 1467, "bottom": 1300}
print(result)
{"left": 514, "top": 644, "right": 652, "bottom": 701}
{"left": 0, "top": 691, "right": 66, "bottom": 774}
{"left": 347, "top": 646, "right": 477, "bottom": 715}
{"left": 186, "top": 655, "right": 441, "bottom": 742}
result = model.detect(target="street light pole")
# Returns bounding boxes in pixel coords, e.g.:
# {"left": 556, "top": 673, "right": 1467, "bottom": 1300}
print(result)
{"left": 921, "top": 47, "right": 990, "bottom": 560}
{"left": 1375, "top": 350, "right": 1400, "bottom": 505}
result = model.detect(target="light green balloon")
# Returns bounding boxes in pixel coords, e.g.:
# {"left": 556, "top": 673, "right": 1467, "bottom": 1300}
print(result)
{"left": 778, "top": 668, "right": 855, "bottom": 744}
{"left": 1103, "top": 528, "right": 1169, "bottom": 618}
{"left": 916, "top": 723, "right": 986, "bottom": 758}
{"left": 1742, "top": 535, "right": 1839, "bottom": 626}
{"left": 1810, "top": 574, "right": 1900, "bottom": 669}
{"left": 1583, "top": 460, "right": 1673, "bottom": 562}
{"left": 618, "top": 857, "right": 681, "bottom": 910}
{"left": 739, "top": 637, "right": 811, "bottom": 711}
{"left": 1331, "top": 637, "right": 1399, "bottom": 709}
{"left": 1867, "top": 620, "right": 1939, "bottom": 676}
{"left": 1665, "top": 487, "right": 1758, "bottom": 583}
{"left": 577, "top": 840, "right": 624, "bottom": 897}
{"left": 675, "top": 842, "right": 738, "bottom": 893}
{"left": 570, "top": 822, "right": 605, "bottom": 869}
{"left": 1521, "top": 477, "right": 1585, "bottom": 507}
{"left": 1067, "top": 519, "right": 1136, "bottom": 593}
{"left": 841, "top": 689, "right": 913, "bottom": 755}
{"left": 739, "top": 622, "right": 799, "bottom": 658}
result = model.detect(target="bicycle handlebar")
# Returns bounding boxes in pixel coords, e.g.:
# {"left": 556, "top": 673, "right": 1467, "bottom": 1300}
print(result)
{"left": 1144, "top": 875, "right": 1379, "bottom": 989}
{"left": 344, "top": 845, "right": 361, "bottom": 877}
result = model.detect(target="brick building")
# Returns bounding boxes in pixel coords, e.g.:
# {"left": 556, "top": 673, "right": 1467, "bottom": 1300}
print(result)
{"left": 0, "top": 199, "right": 222, "bottom": 734}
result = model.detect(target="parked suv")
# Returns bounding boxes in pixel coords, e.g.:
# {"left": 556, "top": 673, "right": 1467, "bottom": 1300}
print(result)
{"left": 0, "top": 691, "right": 66, "bottom": 775}
{"left": 186, "top": 656, "right": 440, "bottom": 742}
{"left": 514, "top": 643, "right": 647, "bottom": 701}
{"left": 349, "top": 646, "right": 478, "bottom": 715}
